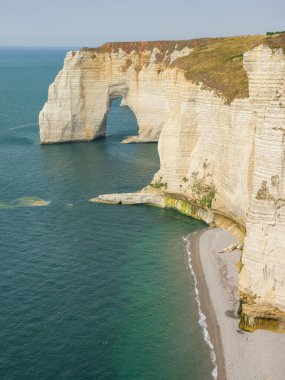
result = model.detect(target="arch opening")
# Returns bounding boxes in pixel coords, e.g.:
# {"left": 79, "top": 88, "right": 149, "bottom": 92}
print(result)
{"left": 105, "top": 96, "right": 139, "bottom": 141}
{"left": 97, "top": 82, "right": 139, "bottom": 142}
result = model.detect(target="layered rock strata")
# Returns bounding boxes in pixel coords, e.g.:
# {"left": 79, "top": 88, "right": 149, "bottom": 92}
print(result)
{"left": 40, "top": 35, "right": 285, "bottom": 332}
{"left": 40, "top": 41, "right": 200, "bottom": 143}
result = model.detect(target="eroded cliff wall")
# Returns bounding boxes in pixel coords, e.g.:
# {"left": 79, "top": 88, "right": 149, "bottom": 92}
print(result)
{"left": 239, "top": 45, "right": 285, "bottom": 331}
{"left": 39, "top": 41, "right": 201, "bottom": 143}
{"left": 39, "top": 35, "right": 285, "bottom": 331}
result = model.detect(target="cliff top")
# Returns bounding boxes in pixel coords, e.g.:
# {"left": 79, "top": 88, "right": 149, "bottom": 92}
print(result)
{"left": 81, "top": 34, "right": 285, "bottom": 103}
{"left": 174, "top": 34, "right": 285, "bottom": 103}
{"left": 81, "top": 38, "right": 211, "bottom": 54}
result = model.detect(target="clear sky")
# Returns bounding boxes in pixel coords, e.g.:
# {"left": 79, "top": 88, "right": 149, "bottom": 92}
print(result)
{"left": 0, "top": 0, "right": 284, "bottom": 47}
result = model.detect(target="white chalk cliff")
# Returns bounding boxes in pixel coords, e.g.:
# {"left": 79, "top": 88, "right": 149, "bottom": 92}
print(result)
{"left": 39, "top": 35, "right": 285, "bottom": 332}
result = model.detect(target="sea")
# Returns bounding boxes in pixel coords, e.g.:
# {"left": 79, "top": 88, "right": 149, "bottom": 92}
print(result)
{"left": 0, "top": 48, "right": 213, "bottom": 380}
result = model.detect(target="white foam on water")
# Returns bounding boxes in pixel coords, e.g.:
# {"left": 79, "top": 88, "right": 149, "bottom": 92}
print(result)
{"left": 183, "top": 234, "right": 218, "bottom": 380}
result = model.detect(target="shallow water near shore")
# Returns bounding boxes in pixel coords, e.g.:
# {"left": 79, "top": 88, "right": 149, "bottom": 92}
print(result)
{"left": 0, "top": 48, "right": 213, "bottom": 379}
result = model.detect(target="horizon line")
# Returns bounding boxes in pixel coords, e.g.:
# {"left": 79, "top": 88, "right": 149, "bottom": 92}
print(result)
{"left": 0, "top": 45, "right": 81, "bottom": 49}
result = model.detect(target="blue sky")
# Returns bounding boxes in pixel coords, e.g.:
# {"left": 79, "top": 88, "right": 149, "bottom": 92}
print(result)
{"left": 0, "top": 0, "right": 284, "bottom": 47}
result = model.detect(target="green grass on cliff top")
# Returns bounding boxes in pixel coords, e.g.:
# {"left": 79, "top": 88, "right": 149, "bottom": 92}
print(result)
{"left": 82, "top": 34, "right": 285, "bottom": 103}
{"left": 173, "top": 34, "right": 285, "bottom": 103}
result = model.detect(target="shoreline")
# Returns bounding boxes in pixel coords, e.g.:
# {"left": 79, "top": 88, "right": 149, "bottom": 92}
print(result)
{"left": 188, "top": 227, "right": 285, "bottom": 380}
{"left": 187, "top": 229, "right": 226, "bottom": 380}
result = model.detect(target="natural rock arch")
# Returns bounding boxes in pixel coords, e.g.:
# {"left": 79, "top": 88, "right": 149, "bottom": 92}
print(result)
{"left": 39, "top": 50, "right": 167, "bottom": 144}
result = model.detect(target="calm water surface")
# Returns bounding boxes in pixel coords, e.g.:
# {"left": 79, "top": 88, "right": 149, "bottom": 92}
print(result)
{"left": 0, "top": 48, "right": 213, "bottom": 379}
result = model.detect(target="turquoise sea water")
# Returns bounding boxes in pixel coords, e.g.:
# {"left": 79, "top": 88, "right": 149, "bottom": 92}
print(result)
{"left": 0, "top": 48, "right": 213, "bottom": 379}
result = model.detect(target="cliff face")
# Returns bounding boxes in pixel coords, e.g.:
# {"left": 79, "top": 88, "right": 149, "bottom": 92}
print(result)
{"left": 239, "top": 45, "right": 285, "bottom": 331}
{"left": 39, "top": 35, "right": 285, "bottom": 331}
{"left": 39, "top": 36, "right": 268, "bottom": 143}
{"left": 40, "top": 41, "right": 201, "bottom": 144}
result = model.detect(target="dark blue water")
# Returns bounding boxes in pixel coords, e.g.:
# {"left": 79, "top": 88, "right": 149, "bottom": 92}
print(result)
{"left": 0, "top": 48, "right": 213, "bottom": 379}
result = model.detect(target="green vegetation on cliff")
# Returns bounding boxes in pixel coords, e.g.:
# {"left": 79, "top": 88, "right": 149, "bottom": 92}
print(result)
{"left": 266, "top": 31, "right": 285, "bottom": 36}
{"left": 173, "top": 34, "right": 285, "bottom": 103}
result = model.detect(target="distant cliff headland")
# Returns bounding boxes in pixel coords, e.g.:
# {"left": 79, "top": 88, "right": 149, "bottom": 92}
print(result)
{"left": 39, "top": 33, "right": 285, "bottom": 333}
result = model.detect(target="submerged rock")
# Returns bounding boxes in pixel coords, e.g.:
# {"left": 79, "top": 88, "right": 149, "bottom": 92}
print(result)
{"left": 0, "top": 196, "right": 50, "bottom": 209}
